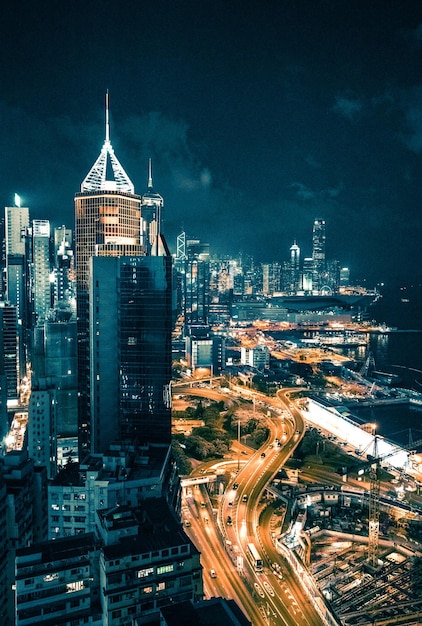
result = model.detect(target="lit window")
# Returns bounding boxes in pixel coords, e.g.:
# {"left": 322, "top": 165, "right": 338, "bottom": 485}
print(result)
{"left": 43, "top": 573, "right": 59, "bottom": 582}
{"left": 66, "top": 580, "right": 84, "bottom": 593}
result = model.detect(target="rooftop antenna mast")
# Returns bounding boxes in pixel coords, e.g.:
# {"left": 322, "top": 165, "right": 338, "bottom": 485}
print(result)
{"left": 80, "top": 91, "right": 134, "bottom": 194}
{"left": 105, "top": 90, "right": 110, "bottom": 144}
{"left": 148, "top": 157, "right": 153, "bottom": 189}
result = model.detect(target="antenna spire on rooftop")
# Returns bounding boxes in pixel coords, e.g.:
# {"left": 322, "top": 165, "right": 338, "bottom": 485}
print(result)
{"left": 105, "top": 90, "right": 110, "bottom": 144}
{"left": 80, "top": 93, "right": 134, "bottom": 194}
{"left": 148, "top": 158, "right": 153, "bottom": 189}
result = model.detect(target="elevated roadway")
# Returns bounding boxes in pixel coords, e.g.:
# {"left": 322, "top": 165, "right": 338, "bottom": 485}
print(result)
{"left": 176, "top": 384, "right": 328, "bottom": 625}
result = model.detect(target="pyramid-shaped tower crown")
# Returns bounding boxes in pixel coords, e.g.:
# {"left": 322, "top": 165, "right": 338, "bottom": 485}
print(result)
{"left": 81, "top": 93, "right": 134, "bottom": 194}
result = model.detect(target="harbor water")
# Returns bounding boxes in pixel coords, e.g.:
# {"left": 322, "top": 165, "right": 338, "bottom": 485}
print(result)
{"left": 339, "top": 283, "right": 422, "bottom": 447}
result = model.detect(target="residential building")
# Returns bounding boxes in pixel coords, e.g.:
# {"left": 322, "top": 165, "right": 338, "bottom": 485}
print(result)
{"left": 98, "top": 499, "right": 203, "bottom": 625}
{"left": 48, "top": 443, "right": 179, "bottom": 540}
{"left": 1, "top": 449, "right": 48, "bottom": 624}
{"left": 29, "top": 307, "right": 78, "bottom": 476}
{"left": 16, "top": 497, "right": 203, "bottom": 626}
{"left": 15, "top": 533, "right": 102, "bottom": 626}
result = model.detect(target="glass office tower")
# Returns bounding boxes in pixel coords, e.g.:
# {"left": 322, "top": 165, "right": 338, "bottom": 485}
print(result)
{"left": 75, "top": 95, "right": 171, "bottom": 455}
{"left": 312, "top": 217, "right": 326, "bottom": 293}
{"left": 89, "top": 254, "right": 172, "bottom": 452}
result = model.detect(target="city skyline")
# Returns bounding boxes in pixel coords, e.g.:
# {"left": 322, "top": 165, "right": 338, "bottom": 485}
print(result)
{"left": 1, "top": 1, "right": 422, "bottom": 284}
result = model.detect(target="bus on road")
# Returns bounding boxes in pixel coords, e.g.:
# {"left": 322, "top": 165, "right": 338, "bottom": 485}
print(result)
{"left": 246, "top": 542, "right": 263, "bottom": 572}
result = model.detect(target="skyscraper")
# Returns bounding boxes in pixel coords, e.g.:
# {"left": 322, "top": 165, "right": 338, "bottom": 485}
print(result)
{"left": 75, "top": 95, "right": 143, "bottom": 455}
{"left": 0, "top": 303, "right": 19, "bottom": 402}
{"left": 312, "top": 217, "right": 326, "bottom": 293}
{"left": 183, "top": 239, "right": 210, "bottom": 329}
{"left": 52, "top": 226, "right": 74, "bottom": 306}
{"left": 31, "top": 219, "right": 51, "bottom": 325}
{"left": 89, "top": 254, "right": 172, "bottom": 452}
{"left": 5, "top": 201, "right": 30, "bottom": 378}
{"left": 141, "top": 158, "right": 164, "bottom": 256}
{"left": 289, "top": 241, "right": 300, "bottom": 293}
{"left": 75, "top": 95, "right": 172, "bottom": 455}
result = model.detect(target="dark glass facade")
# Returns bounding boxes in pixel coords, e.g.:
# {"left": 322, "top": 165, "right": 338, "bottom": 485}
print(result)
{"left": 74, "top": 189, "right": 143, "bottom": 456}
{"left": 89, "top": 255, "right": 172, "bottom": 452}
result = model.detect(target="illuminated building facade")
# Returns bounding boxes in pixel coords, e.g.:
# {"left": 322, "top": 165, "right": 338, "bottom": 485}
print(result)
{"left": 75, "top": 95, "right": 172, "bottom": 456}
{"left": 0, "top": 303, "right": 18, "bottom": 401}
{"left": 289, "top": 241, "right": 300, "bottom": 293}
{"left": 312, "top": 217, "right": 326, "bottom": 293}
{"left": 5, "top": 203, "right": 29, "bottom": 379}
{"left": 74, "top": 96, "right": 143, "bottom": 455}
{"left": 262, "top": 262, "right": 281, "bottom": 296}
{"left": 52, "top": 226, "right": 74, "bottom": 306}
{"left": 183, "top": 240, "right": 210, "bottom": 330}
{"left": 31, "top": 219, "right": 51, "bottom": 325}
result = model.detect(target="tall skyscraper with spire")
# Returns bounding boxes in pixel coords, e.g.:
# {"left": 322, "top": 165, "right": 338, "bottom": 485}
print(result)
{"left": 289, "top": 240, "right": 300, "bottom": 294}
{"left": 312, "top": 217, "right": 326, "bottom": 294}
{"left": 75, "top": 95, "right": 172, "bottom": 455}
{"left": 141, "top": 158, "right": 164, "bottom": 256}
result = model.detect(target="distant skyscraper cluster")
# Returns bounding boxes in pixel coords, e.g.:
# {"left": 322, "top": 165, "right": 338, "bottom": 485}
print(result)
{"left": 172, "top": 217, "right": 350, "bottom": 342}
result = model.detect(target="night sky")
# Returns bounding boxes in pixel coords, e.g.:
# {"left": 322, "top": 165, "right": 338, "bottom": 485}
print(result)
{"left": 1, "top": 0, "right": 422, "bottom": 284}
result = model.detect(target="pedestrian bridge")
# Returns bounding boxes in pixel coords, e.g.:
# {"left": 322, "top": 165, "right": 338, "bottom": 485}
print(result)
{"left": 180, "top": 474, "right": 217, "bottom": 488}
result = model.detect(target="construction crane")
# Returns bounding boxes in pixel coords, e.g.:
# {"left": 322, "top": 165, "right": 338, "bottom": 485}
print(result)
{"left": 342, "top": 435, "right": 422, "bottom": 569}
{"left": 359, "top": 351, "right": 376, "bottom": 378}
{"left": 367, "top": 435, "right": 380, "bottom": 568}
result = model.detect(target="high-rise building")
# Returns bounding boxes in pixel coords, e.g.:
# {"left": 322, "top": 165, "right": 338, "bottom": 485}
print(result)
{"left": 89, "top": 254, "right": 172, "bottom": 453}
{"left": 5, "top": 202, "right": 29, "bottom": 318}
{"left": 183, "top": 239, "right": 210, "bottom": 330}
{"left": 289, "top": 241, "right": 301, "bottom": 293}
{"left": 29, "top": 306, "right": 78, "bottom": 476}
{"left": 31, "top": 219, "right": 51, "bottom": 325}
{"left": 340, "top": 266, "right": 350, "bottom": 287}
{"left": 312, "top": 218, "right": 326, "bottom": 293}
{"left": 1, "top": 449, "right": 48, "bottom": 624}
{"left": 16, "top": 498, "right": 203, "bottom": 626}
{"left": 302, "top": 257, "right": 314, "bottom": 293}
{"left": 75, "top": 95, "right": 172, "bottom": 456}
{"left": 0, "top": 303, "right": 19, "bottom": 402}
{"left": 185, "top": 325, "right": 225, "bottom": 375}
{"left": 52, "top": 226, "right": 74, "bottom": 307}
{"left": 141, "top": 158, "right": 164, "bottom": 256}
{"left": 5, "top": 201, "right": 30, "bottom": 379}
{"left": 262, "top": 262, "right": 281, "bottom": 296}
{"left": 75, "top": 95, "right": 143, "bottom": 455}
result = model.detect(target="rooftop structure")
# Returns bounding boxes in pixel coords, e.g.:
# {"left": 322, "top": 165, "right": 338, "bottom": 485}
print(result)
{"left": 81, "top": 92, "right": 134, "bottom": 194}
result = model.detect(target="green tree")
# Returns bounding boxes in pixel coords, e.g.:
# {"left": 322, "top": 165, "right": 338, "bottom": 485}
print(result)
{"left": 195, "top": 400, "right": 205, "bottom": 418}
{"left": 254, "top": 426, "right": 270, "bottom": 446}
{"left": 245, "top": 417, "right": 258, "bottom": 434}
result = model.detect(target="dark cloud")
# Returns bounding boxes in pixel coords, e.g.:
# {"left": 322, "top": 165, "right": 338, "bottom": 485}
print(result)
{"left": 399, "top": 85, "right": 422, "bottom": 153}
{"left": 333, "top": 94, "right": 364, "bottom": 121}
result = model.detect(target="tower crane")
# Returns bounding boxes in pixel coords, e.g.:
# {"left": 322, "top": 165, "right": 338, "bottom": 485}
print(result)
{"left": 359, "top": 351, "right": 376, "bottom": 378}
{"left": 341, "top": 435, "right": 422, "bottom": 568}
